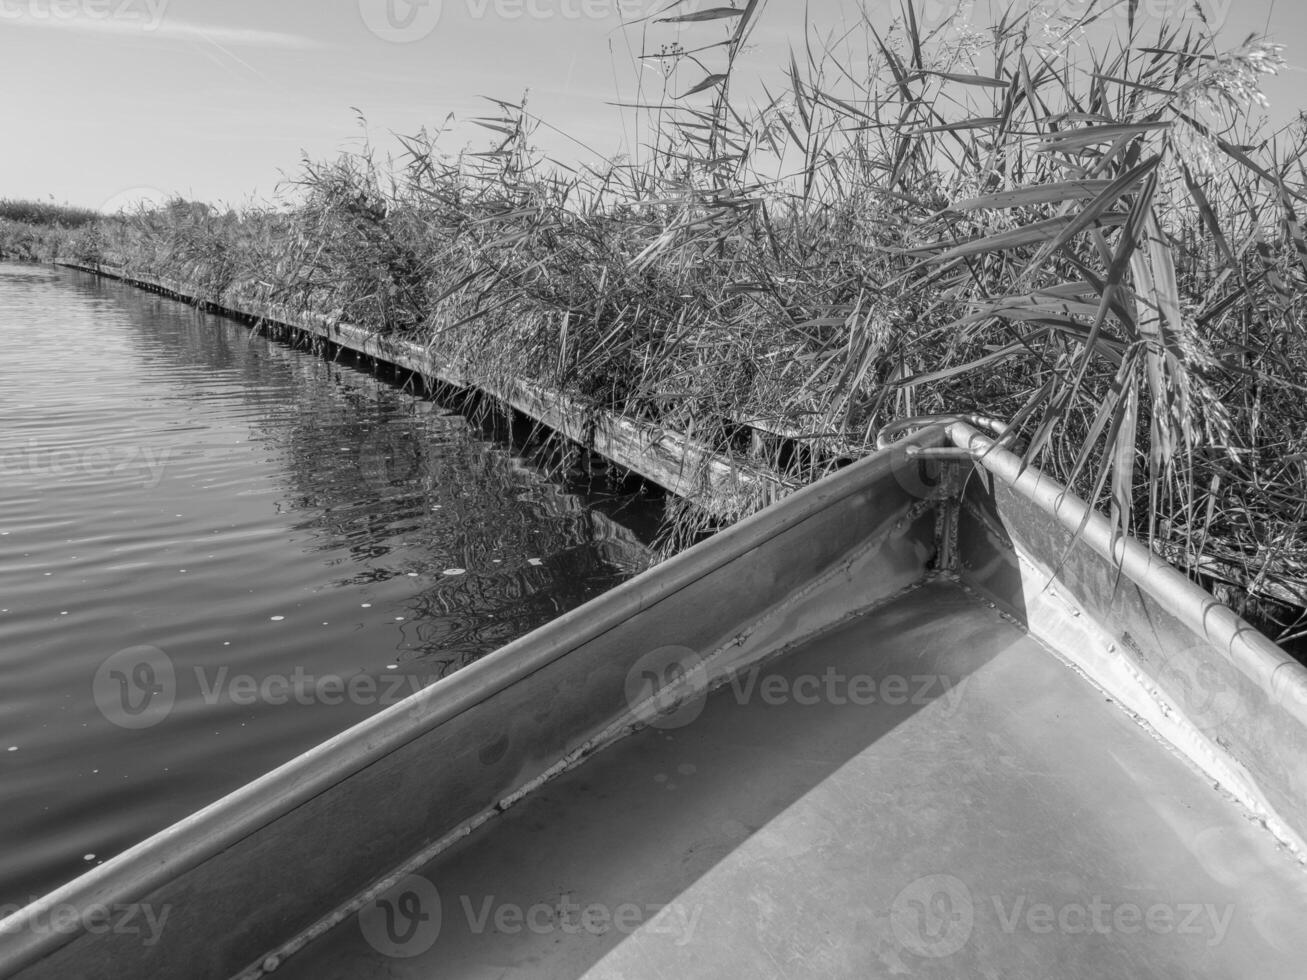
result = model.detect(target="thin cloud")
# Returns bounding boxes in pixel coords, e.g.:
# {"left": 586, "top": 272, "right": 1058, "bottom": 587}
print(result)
{"left": 0, "top": 10, "right": 325, "bottom": 49}
{"left": 160, "top": 21, "right": 325, "bottom": 49}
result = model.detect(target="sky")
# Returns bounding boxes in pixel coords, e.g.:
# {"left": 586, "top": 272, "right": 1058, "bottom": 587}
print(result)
{"left": 1, "top": 0, "right": 1304, "bottom": 211}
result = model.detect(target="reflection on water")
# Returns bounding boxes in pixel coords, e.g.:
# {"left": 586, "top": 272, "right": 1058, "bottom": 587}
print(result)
{"left": 0, "top": 263, "right": 661, "bottom": 906}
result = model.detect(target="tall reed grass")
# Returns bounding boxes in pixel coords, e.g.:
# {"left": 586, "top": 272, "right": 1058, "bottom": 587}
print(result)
{"left": 10, "top": 1, "right": 1307, "bottom": 645}
{"left": 0, "top": 200, "right": 102, "bottom": 260}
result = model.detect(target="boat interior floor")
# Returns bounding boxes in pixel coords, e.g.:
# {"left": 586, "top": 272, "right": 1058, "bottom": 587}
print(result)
{"left": 279, "top": 580, "right": 1307, "bottom": 979}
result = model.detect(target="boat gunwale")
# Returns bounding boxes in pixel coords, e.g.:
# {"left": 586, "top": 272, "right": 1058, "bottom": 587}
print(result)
{"left": 951, "top": 420, "right": 1307, "bottom": 724}
{"left": 9, "top": 416, "right": 1307, "bottom": 976}
{"left": 0, "top": 426, "right": 949, "bottom": 976}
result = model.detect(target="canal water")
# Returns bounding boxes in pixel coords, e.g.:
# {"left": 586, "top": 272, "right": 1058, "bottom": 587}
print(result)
{"left": 0, "top": 263, "right": 660, "bottom": 908}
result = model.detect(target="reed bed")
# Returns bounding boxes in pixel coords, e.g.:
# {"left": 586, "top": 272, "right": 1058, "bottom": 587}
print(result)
{"left": 8, "top": 1, "right": 1307, "bottom": 647}
{"left": 0, "top": 200, "right": 101, "bottom": 260}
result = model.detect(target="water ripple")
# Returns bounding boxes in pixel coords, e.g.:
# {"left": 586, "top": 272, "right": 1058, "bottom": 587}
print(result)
{"left": 0, "top": 262, "right": 658, "bottom": 905}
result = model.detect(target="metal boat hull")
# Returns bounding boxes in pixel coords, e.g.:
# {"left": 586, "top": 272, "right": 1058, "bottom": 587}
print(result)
{"left": 2, "top": 422, "right": 1305, "bottom": 979}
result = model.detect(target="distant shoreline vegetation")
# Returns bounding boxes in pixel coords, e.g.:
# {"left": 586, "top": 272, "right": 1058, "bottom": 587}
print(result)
{"left": 0, "top": 199, "right": 102, "bottom": 265}
{"left": 3, "top": 1, "right": 1306, "bottom": 649}
{"left": 0, "top": 199, "right": 100, "bottom": 228}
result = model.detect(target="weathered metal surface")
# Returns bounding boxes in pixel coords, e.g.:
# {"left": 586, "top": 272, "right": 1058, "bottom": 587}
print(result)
{"left": 4, "top": 406, "right": 1307, "bottom": 979}
{"left": 0, "top": 432, "right": 939, "bottom": 980}
{"left": 951, "top": 420, "right": 1307, "bottom": 860}
{"left": 276, "top": 584, "right": 1307, "bottom": 979}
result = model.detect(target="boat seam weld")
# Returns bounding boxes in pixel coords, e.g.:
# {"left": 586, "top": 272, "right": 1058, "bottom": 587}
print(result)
{"left": 985, "top": 545, "right": 1307, "bottom": 869}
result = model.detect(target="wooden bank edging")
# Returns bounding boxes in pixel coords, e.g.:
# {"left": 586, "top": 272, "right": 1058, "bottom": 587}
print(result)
{"left": 61, "top": 263, "right": 795, "bottom": 517}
